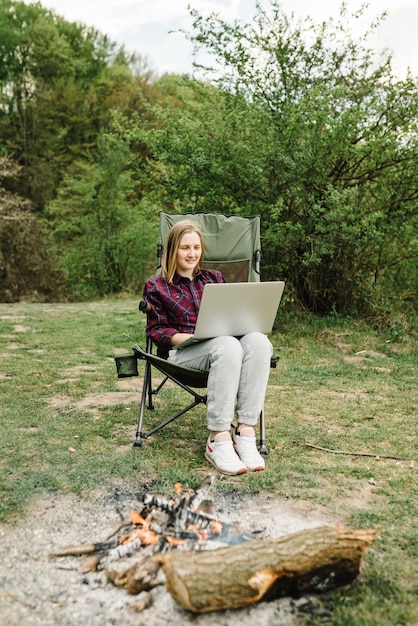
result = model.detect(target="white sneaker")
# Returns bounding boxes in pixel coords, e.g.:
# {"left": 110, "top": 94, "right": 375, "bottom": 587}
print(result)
{"left": 233, "top": 428, "right": 265, "bottom": 471}
{"left": 205, "top": 436, "right": 247, "bottom": 475}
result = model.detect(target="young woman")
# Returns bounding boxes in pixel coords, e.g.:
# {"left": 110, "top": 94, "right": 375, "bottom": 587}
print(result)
{"left": 142, "top": 220, "right": 273, "bottom": 476}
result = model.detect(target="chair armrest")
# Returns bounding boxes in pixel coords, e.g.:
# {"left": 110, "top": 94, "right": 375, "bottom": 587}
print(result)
{"left": 270, "top": 353, "right": 280, "bottom": 368}
{"left": 139, "top": 300, "right": 151, "bottom": 314}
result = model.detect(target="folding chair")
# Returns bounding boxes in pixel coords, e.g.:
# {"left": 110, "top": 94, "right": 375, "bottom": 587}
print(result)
{"left": 115, "top": 211, "right": 278, "bottom": 454}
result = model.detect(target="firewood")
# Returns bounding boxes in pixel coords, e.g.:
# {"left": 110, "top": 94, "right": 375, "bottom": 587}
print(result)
{"left": 143, "top": 492, "right": 219, "bottom": 530}
{"left": 49, "top": 541, "right": 116, "bottom": 557}
{"left": 80, "top": 554, "right": 101, "bottom": 572}
{"left": 125, "top": 556, "right": 163, "bottom": 594}
{"left": 106, "top": 553, "right": 163, "bottom": 594}
{"left": 156, "top": 525, "right": 377, "bottom": 613}
{"left": 129, "top": 591, "right": 154, "bottom": 613}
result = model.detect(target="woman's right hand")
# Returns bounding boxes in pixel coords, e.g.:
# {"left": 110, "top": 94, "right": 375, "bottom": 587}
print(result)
{"left": 170, "top": 333, "right": 194, "bottom": 347}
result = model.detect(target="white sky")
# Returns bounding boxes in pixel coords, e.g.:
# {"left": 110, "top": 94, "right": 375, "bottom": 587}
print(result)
{"left": 24, "top": 0, "right": 418, "bottom": 78}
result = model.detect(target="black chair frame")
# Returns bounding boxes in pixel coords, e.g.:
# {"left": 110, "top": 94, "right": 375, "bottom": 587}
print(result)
{"left": 131, "top": 313, "right": 275, "bottom": 455}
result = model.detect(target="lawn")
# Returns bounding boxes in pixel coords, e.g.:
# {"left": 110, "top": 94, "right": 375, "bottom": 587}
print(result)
{"left": 0, "top": 298, "right": 416, "bottom": 625}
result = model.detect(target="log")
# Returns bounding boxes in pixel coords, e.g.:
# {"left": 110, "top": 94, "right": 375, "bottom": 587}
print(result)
{"left": 106, "top": 553, "right": 163, "bottom": 594}
{"left": 157, "top": 525, "right": 377, "bottom": 613}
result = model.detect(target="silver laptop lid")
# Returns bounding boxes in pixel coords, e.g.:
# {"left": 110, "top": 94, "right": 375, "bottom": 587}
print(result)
{"left": 193, "top": 281, "right": 285, "bottom": 339}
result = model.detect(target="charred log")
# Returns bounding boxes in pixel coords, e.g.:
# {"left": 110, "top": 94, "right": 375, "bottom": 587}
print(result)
{"left": 157, "top": 526, "right": 377, "bottom": 613}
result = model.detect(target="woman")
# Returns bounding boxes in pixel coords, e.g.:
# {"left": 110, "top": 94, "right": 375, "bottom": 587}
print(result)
{"left": 143, "top": 220, "right": 273, "bottom": 476}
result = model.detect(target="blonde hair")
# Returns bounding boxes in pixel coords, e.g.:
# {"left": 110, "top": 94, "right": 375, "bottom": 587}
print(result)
{"left": 161, "top": 221, "right": 205, "bottom": 282}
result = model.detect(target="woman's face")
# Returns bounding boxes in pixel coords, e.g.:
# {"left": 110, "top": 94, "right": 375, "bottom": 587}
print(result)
{"left": 176, "top": 231, "right": 202, "bottom": 277}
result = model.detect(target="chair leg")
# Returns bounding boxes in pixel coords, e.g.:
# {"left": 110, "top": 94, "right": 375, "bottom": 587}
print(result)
{"left": 133, "top": 360, "right": 153, "bottom": 448}
{"left": 133, "top": 357, "right": 208, "bottom": 447}
{"left": 152, "top": 376, "right": 169, "bottom": 395}
{"left": 140, "top": 394, "right": 207, "bottom": 439}
{"left": 258, "top": 407, "right": 268, "bottom": 457}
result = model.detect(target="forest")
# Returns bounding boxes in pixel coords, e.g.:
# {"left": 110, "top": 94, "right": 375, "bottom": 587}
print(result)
{"left": 0, "top": 0, "right": 417, "bottom": 326}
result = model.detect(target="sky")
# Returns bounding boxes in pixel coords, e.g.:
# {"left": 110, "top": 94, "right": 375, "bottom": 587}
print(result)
{"left": 25, "top": 0, "right": 418, "bottom": 78}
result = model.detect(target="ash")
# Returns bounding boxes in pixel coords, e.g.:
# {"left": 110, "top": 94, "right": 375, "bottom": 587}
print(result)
{"left": 0, "top": 484, "right": 337, "bottom": 626}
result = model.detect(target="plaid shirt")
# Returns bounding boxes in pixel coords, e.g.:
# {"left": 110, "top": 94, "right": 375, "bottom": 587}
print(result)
{"left": 143, "top": 269, "right": 225, "bottom": 353}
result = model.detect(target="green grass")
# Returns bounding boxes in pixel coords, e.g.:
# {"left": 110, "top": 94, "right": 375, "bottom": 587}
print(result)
{"left": 0, "top": 299, "right": 417, "bottom": 625}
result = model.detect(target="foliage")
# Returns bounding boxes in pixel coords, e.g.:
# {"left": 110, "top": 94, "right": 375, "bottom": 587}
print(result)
{"left": 127, "top": 1, "right": 418, "bottom": 318}
{"left": 0, "top": 156, "right": 63, "bottom": 300}
{"left": 0, "top": 0, "right": 158, "bottom": 300}
{"left": 0, "top": 0, "right": 132, "bottom": 207}
{"left": 46, "top": 132, "right": 157, "bottom": 298}
{"left": 0, "top": 0, "right": 417, "bottom": 321}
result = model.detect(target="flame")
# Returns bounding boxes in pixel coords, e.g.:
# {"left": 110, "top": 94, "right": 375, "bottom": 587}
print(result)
{"left": 130, "top": 509, "right": 147, "bottom": 525}
{"left": 119, "top": 526, "right": 158, "bottom": 546}
{"left": 120, "top": 480, "right": 227, "bottom": 551}
{"left": 187, "top": 523, "right": 199, "bottom": 531}
{"left": 166, "top": 536, "right": 186, "bottom": 546}
{"left": 119, "top": 509, "right": 158, "bottom": 546}
{"left": 210, "top": 520, "right": 223, "bottom": 536}
{"left": 186, "top": 523, "right": 209, "bottom": 542}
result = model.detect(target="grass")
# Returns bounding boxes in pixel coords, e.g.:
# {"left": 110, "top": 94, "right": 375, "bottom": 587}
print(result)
{"left": 0, "top": 298, "right": 417, "bottom": 625}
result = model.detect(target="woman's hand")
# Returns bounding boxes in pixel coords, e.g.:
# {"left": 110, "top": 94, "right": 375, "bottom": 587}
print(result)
{"left": 170, "top": 333, "right": 194, "bottom": 347}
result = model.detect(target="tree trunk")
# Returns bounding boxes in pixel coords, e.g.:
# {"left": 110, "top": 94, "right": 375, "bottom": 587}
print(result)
{"left": 157, "top": 525, "right": 376, "bottom": 613}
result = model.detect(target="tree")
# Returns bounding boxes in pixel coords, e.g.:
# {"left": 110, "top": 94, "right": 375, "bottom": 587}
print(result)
{"left": 0, "top": 0, "right": 135, "bottom": 208}
{"left": 0, "top": 1, "right": 158, "bottom": 299}
{"left": 46, "top": 132, "right": 156, "bottom": 298}
{"left": 132, "top": 1, "right": 418, "bottom": 317}
{"left": 0, "top": 156, "right": 63, "bottom": 300}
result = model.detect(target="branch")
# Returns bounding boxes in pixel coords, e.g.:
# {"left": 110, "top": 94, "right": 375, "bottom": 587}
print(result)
{"left": 306, "top": 442, "right": 407, "bottom": 461}
{"left": 49, "top": 541, "right": 117, "bottom": 557}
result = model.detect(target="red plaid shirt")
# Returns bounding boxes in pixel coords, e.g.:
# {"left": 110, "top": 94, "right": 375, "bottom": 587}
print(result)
{"left": 143, "top": 269, "right": 226, "bottom": 352}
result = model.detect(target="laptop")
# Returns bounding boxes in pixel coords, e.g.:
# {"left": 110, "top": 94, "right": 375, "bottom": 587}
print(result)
{"left": 177, "top": 281, "right": 285, "bottom": 349}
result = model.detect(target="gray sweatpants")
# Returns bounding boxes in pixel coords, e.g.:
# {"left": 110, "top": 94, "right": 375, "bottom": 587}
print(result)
{"left": 168, "top": 332, "right": 273, "bottom": 432}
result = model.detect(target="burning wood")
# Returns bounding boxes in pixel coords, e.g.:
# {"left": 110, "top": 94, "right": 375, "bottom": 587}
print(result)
{"left": 50, "top": 475, "right": 246, "bottom": 564}
{"left": 49, "top": 475, "right": 377, "bottom": 614}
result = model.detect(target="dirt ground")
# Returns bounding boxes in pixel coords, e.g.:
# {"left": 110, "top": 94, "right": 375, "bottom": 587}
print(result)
{"left": 0, "top": 485, "right": 340, "bottom": 626}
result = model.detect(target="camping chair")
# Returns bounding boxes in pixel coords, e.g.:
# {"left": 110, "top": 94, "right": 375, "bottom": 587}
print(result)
{"left": 115, "top": 211, "right": 278, "bottom": 454}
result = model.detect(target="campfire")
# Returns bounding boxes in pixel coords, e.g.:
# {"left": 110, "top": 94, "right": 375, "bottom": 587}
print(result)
{"left": 50, "top": 475, "right": 377, "bottom": 614}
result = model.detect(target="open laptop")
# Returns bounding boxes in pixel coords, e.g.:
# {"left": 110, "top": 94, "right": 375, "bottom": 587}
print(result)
{"left": 177, "top": 281, "right": 285, "bottom": 349}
